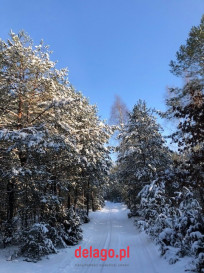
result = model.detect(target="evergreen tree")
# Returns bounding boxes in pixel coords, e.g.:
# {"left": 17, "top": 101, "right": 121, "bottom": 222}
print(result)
{"left": 0, "top": 31, "right": 113, "bottom": 259}
{"left": 163, "top": 15, "right": 204, "bottom": 211}
{"left": 117, "top": 100, "right": 170, "bottom": 208}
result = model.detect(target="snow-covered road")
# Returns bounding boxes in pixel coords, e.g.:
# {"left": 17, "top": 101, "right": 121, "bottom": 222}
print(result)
{"left": 0, "top": 201, "right": 188, "bottom": 273}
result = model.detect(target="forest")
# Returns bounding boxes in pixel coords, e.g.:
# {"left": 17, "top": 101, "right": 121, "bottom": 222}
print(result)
{"left": 0, "top": 14, "right": 203, "bottom": 273}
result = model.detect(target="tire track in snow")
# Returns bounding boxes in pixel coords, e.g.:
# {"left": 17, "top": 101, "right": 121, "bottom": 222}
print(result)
{"left": 0, "top": 202, "right": 187, "bottom": 273}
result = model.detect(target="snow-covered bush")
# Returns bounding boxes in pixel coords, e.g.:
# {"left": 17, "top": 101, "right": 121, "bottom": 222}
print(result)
{"left": 173, "top": 188, "right": 203, "bottom": 256}
{"left": 46, "top": 207, "right": 83, "bottom": 246}
{"left": 76, "top": 209, "right": 90, "bottom": 223}
{"left": 194, "top": 252, "right": 204, "bottom": 273}
{"left": 21, "top": 223, "right": 57, "bottom": 261}
{"left": 0, "top": 217, "right": 23, "bottom": 248}
{"left": 136, "top": 176, "right": 204, "bottom": 270}
{"left": 64, "top": 207, "right": 83, "bottom": 245}
{"left": 128, "top": 204, "right": 140, "bottom": 218}
{"left": 135, "top": 179, "right": 172, "bottom": 238}
{"left": 20, "top": 206, "right": 84, "bottom": 261}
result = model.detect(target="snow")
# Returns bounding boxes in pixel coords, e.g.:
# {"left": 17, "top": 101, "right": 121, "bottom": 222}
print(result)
{"left": 159, "top": 228, "right": 174, "bottom": 240}
{"left": 0, "top": 202, "right": 190, "bottom": 273}
{"left": 34, "top": 223, "right": 49, "bottom": 234}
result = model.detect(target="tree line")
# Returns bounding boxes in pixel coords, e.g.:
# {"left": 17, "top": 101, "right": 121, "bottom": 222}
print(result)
{"left": 109, "top": 15, "right": 203, "bottom": 272}
{"left": 0, "top": 31, "right": 113, "bottom": 261}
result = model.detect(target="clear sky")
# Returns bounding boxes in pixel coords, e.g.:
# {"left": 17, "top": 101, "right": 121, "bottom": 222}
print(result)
{"left": 0, "top": 0, "right": 203, "bottom": 128}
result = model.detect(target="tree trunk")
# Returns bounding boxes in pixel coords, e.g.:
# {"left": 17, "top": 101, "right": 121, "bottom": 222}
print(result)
{"left": 7, "top": 179, "right": 15, "bottom": 221}
{"left": 17, "top": 93, "right": 23, "bottom": 129}
{"left": 91, "top": 191, "right": 95, "bottom": 211}
{"left": 82, "top": 189, "right": 85, "bottom": 210}
{"left": 74, "top": 188, "right": 78, "bottom": 211}
{"left": 67, "top": 193, "right": 71, "bottom": 209}
{"left": 86, "top": 180, "right": 90, "bottom": 216}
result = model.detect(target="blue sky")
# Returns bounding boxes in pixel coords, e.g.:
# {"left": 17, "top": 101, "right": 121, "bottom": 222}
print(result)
{"left": 0, "top": 0, "right": 203, "bottom": 130}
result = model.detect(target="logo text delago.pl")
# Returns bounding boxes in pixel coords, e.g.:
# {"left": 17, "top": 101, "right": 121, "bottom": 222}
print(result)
{"left": 75, "top": 246, "right": 130, "bottom": 261}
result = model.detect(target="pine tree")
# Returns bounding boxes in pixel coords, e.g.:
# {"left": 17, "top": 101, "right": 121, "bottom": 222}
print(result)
{"left": 117, "top": 100, "right": 170, "bottom": 208}
{"left": 0, "top": 31, "right": 113, "bottom": 258}
{"left": 163, "top": 15, "right": 204, "bottom": 211}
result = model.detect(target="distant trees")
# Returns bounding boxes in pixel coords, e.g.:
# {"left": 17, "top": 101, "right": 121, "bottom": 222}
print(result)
{"left": 109, "top": 95, "right": 129, "bottom": 127}
{"left": 0, "top": 31, "right": 112, "bottom": 260}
